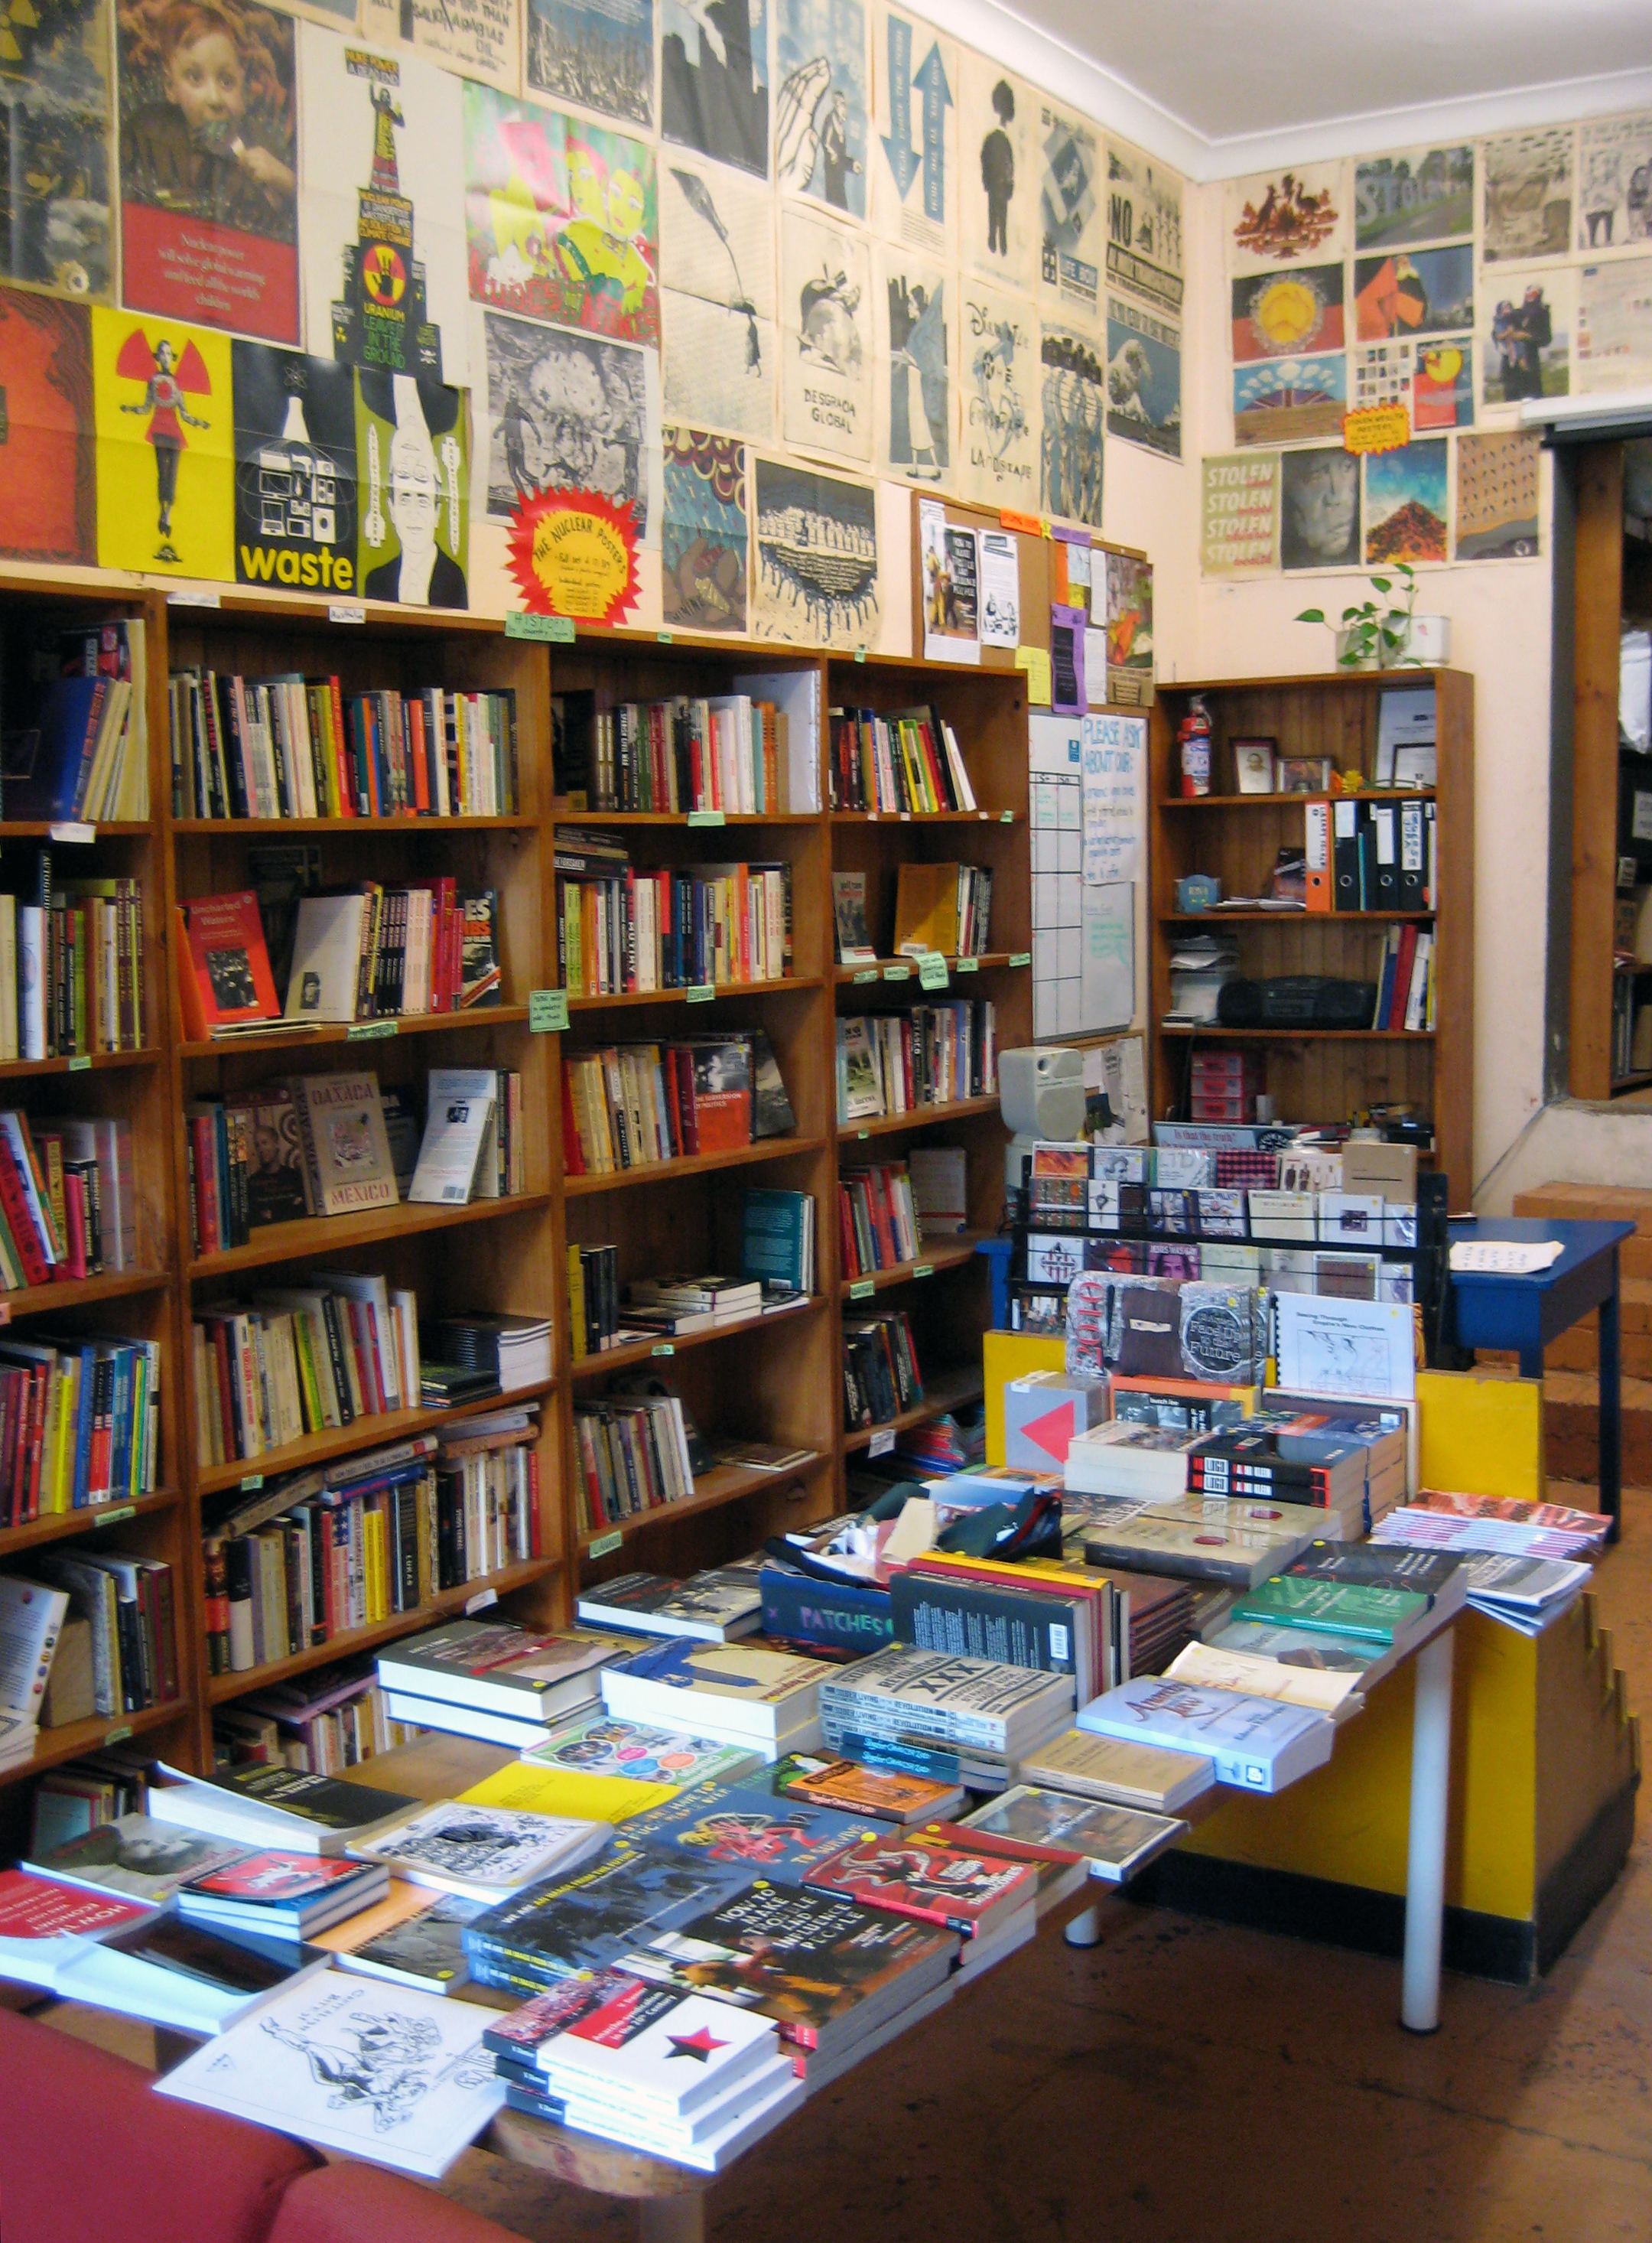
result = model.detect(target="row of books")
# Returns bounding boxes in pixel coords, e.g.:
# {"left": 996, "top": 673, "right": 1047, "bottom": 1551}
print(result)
{"left": 168, "top": 672, "right": 519, "bottom": 821}
{"left": 27, "top": 1548, "right": 180, "bottom": 1720}
{"left": 11, "top": 621, "right": 149, "bottom": 822}
{"left": 0, "top": 877, "right": 147, "bottom": 1059}
{"left": 561, "top": 1032, "right": 795, "bottom": 1177}
{"left": 554, "top": 835, "right": 793, "bottom": 995}
{"left": 573, "top": 1391, "right": 698, "bottom": 1533}
{"left": 843, "top": 1307, "right": 924, "bottom": 1430}
{"left": 556, "top": 691, "right": 785, "bottom": 815}
{"left": 204, "top": 1419, "right": 541, "bottom": 1673}
{"left": 0, "top": 1334, "right": 161, "bottom": 1524}
{"left": 828, "top": 705, "right": 978, "bottom": 815}
{"left": 835, "top": 1002, "right": 998, "bottom": 1124}
{"left": 213, "top": 1659, "right": 421, "bottom": 1776}
{"left": 0, "top": 1112, "right": 136, "bottom": 1291}
{"left": 1371, "top": 923, "right": 1436, "bottom": 1031}
{"left": 839, "top": 1161, "right": 922, "bottom": 1278}
{"left": 831, "top": 864, "right": 995, "bottom": 965}
{"left": 1307, "top": 796, "right": 1436, "bottom": 913}
{"left": 1029, "top": 1159, "right": 1417, "bottom": 1247}
{"left": 190, "top": 1277, "right": 420, "bottom": 1469}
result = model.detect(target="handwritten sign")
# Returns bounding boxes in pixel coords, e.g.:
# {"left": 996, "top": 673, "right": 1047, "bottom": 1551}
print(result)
{"left": 1081, "top": 712, "right": 1146, "bottom": 887}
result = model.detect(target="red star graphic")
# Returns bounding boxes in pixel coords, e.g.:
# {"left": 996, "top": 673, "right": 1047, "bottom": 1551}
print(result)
{"left": 665, "top": 2027, "right": 730, "bottom": 2062}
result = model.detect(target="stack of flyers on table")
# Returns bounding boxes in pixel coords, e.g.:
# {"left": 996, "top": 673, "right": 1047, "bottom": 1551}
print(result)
{"left": 483, "top": 1969, "right": 802, "bottom": 2171}
{"left": 598, "top": 1637, "right": 829, "bottom": 1756}
{"left": 177, "top": 1851, "right": 389, "bottom": 1940}
{"left": 574, "top": 1570, "right": 766, "bottom": 1642}
{"left": 1375, "top": 1489, "right": 1611, "bottom": 1563}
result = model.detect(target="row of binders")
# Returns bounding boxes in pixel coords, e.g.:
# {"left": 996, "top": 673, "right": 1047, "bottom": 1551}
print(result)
{"left": 828, "top": 705, "right": 977, "bottom": 815}
{"left": 169, "top": 672, "right": 519, "bottom": 820}
{"left": 555, "top": 831, "right": 792, "bottom": 995}
{"left": 0, "top": 876, "right": 147, "bottom": 1060}
{"left": 0, "top": 1112, "right": 137, "bottom": 1291}
{"left": 834, "top": 1001, "right": 998, "bottom": 1124}
{"left": 555, "top": 691, "right": 787, "bottom": 815}
{"left": 10, "top": 621, "right": 149, "bottom": 823}
{"left": 842, "top": 1307, "right": 925, "bottom": 1429}
{"left": 1305, "top": 797, "right": 1436, "bottom": 913}
{"left": 0, "top": 1333, "right": 161, "bottom": 1524}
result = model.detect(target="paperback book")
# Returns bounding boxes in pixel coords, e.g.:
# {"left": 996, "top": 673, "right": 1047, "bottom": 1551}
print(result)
{"left": 352, "top": 1801, "right": 613, "bottom": 1902}
{"left": 958, "top": 1788, "right": 1187, "bottom": 1883}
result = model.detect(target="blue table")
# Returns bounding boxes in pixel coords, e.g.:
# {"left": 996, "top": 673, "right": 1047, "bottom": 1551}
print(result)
{"left": 1446, "top": 1216, "right": 1636, "bottom": 1538}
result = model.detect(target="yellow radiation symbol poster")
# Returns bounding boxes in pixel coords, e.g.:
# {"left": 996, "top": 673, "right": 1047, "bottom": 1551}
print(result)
{"left": 363, "top": 246, "right": 408, "bottom": 309}
{"left": 92, "top": 307, "right": 235, "bottom": 579}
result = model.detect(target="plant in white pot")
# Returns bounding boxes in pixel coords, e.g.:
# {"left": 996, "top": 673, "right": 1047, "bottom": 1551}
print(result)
{"left": 1297, "top": 562, "right": 1426, "bottom": 668}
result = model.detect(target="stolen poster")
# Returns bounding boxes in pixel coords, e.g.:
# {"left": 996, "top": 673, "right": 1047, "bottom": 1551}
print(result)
{"left": 958, "top": 277, "right": 1036, "bottom": 509}
{"left": 93, "top": 303, "right": 233, "bottom": 578}
{"left": 525, "top": 0, "right": 653, "bottom": 128}
{"left": 661, "top": 0, "right": 768, "bottom": 179}
{"left": 0, "top": 0, "right": 112, "bottom": 299}
{"left": 1228, "top": 164, "right": 1348, "bottom": 272}
{"left": 1037, "top": 103, "right": 1101, "bottom": 318}
{"left": 869, "top": 5, "right": 955, "bottom": 258}
{"left": 1201, "top": 451, "right": 1280, "bottom": 577}
{"left": 1577, "top": 114, "right": 1652, "bottom": 254}
{"left": 0, "top": 288, "right": 95, "bottom": 562}
{"left": 463, "top": 83, "right": 659, "bottom": 345}
{"left": 958, "top": 49, "right": 1033, "bottom": 293}
{"left": 875, "top": 243, "right": 948, "bottom": 482}
{"left": 1455, "top": 428, "right": 1540, "bottom": 560}
{"left": 659, "top": 154, "right": 775, "bottom": 441}
{"left": 1233, "top": 353, "right": 1345, "bottom": 445}
{"left": 1354, "top": 146, "right": 1473, "bottom": 251}
{"left": 775, "top": 0, "right": 870, "bottom": 222}
{"left": 232, "top": 341, "right": 358, "bottom": 593}
{"left": 661, "top": 425, "right": 746, "bottom": 632}
{"left": 1104, "top": 139, "right": 1182, "bottom": 317}
{"left": 1037, "top": 317, "right": 1101, "bottom": 526}
{"left": 780, "top": 203, "right": 871, "bottom": 462}
{"left": 478, "top": 306, "right": 657, "bottom": 538}
{"left": 298, "top": 28, "right": 469, "bottom": 386}
{"left": 117, "top": 0, "right": 299, "bottom": 343}
{"left": 355, "top": 368, "right": 468, "bottom": 605}
{"left": 359, "top": 0, "right": 521, "bottom": 94}
{"left": 1105, "top": 291, "right": 1179, "bottom": 458}
{"left": 752, "top": 453, "right": 877, "bottom": 647}
{"left": 1483, "top": 129, "right": 1573, "bottom": 263}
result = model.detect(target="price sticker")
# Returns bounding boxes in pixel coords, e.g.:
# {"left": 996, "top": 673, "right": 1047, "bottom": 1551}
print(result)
{"left": 857, "top": 1128, "right": 870, "bottom": 1139}
{"left": 1009, "top": 951, "right": 1032, "bottom": 968}
{"left": 347, "top": 1018, "right": 398, "bottom": 1040}
{"left": 328, "top": 602, "right": 366, "bottom": 625}
{"left": 50, "top": 823, "right": 95, "bottom": 845}
{"left": 167, "top": 588, "right": 220, "bottom": 608}
{"left": 869, "top": 1428, "right": 896, "bottom": 1457}
{"left": 104, "top": 1724, "right": 133, "bottom": 1745}
{"left": 687, "top": 809, "right": 726, "bottom": 828}
{"left": 102, "top": 1505, "right": 135, "bottom": 1525}
{"left": 588, "top": 1529, "right": 623, "bottom": 1558}
{"left": 1001, "top": 809, "right": 1015, "bottom": 823}
{"left": 652, "top": 1342, "right": 675, "bottom": 1356}
{"left": 854, "top": 649, "right": 867, "bottom": 662}
{"left": 882, "top": 963, "right": 911, "bottom": 982}
{"left": 918, "top": 952, "right": 950, "bottom": 992}
{"left": 849, "top": 1278, "right": 876, "bottom": 1299}
{"left": 465, "top": 1587, "right": 499, "bottom": 1615}
{"left": 66, "top": 1054, "right": 92, "bottom": 1072}
{"left": 899, "top": 811, "right": 912, "bottom": 822}
{"left": 529, "top": 988, "right": 569, "bottom": 1033}
{"left": 686, "top": 982, "right": 715, "bottom": 1003}
{"left": 506, "top": 612, "right": 575, "bottom": 642}
{"left": 658, "top": 631, "right": 673, "bottom": 644}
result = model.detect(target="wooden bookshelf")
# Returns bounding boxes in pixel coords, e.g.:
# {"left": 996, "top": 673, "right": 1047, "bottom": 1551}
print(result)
{"left": 1148, "top": 672, "right": 1475, "bottom": 1206}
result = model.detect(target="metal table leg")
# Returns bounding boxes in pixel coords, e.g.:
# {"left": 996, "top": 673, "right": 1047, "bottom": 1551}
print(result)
{"left": 1401, "top": 1623, "right": 1455, "bottom": 2033}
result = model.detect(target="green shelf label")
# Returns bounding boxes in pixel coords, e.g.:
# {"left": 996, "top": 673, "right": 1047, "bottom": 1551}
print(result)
{"left": 240, "top": 1473, "right": 264, "bottom": 1492}
{"left": 66, "top": 1054, "right": 91, "bottom": 1072}
{"left": 652, "top": 1341, "right": 675, "bottom": 1356}
{"left": 347, "top": 1018, "right": 398, "bottom": 1040}
{"left": 853, "top": 968, "right": 878, "bottom": 985}
{"left": 1009, "top": 951, "right": 1032, "bottom": 968}
{"left": 1001, "top": 809, "right": 1015, "bottom": 822}
{"left": 529, "top": 988, "right": 569, "bottom": 1033}
{"left": 687, "top": 809, "right": 726, "bottom": 828}
{"left": 918, "top": 953, "right": 950, "bottom": 991}
{"left": 104, "top": 1724, "right": 133, "bottom": 1745}
{"left": 854, "top": 648, "right": 867, "bottom": 662}
{"left": 101, "top": 1505, "right": 135, "bottom": 1525}
{"left": 658, "top": 630, "right": 674, "bottom": 644}
{"left": 686, "top": 982, "right": 715, "bottom": 1004}
{"left": 588, "top": 1529, "right": 623, "bottom": 1558}
{"left": 882, "top": 964, "right": 911, "bottom": 982}
{"left": 857, "top": 1128, "right": 870, "bottom": 1140}
{"left": 506, "top": 612, "right": 574, "bottom": 642}
{"left": 849, "top": 1278, "right": 876, "bottom": 1299}
{"left": 913, "top": 1262, "right": 935, "bottom": 1278}
{"left": 955, "top": 956, "right": 980, "bottom": 974}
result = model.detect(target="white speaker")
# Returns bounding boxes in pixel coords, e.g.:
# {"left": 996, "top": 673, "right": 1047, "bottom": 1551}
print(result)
{"left": 1000, "top": 1046, "right": 1087, "bottom": 1197}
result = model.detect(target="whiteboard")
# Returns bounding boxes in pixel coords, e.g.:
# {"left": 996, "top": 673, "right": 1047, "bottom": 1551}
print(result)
{"left": 1029, "top": 712, "right": 1144, "bottom": 1039}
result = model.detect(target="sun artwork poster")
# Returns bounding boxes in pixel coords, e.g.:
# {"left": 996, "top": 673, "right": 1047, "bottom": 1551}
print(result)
{"left": 463, "top": 83, "right": 659, "bottom": 344}
{"left": 1231, "top": 265, "right": 1345, "bottom": 363}
{"left": 93, "top": 303, "right": 234, "bottom": 578}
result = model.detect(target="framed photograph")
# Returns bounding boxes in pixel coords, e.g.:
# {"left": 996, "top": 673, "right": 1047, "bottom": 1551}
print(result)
{"left": 1277, "top": 755, "right": 1335, "bottom": 793}
{"left": 1393, "top": 743, "right": 1438, "bottom": 788}
{"left": 1234, "top": 737, "right": 1277, "bottom": 793}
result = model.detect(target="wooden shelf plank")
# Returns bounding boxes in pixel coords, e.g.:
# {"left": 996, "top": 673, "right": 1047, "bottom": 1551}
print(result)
{"left": 1156, "top": 910, "right": 1436, "bottom": 924}
{"left": 842, "top": 1366, "right": 987, "bottom": 1454}
{"left": 205, "top": 1558, "right": 561, "bottom": 1703}
{"left": 837, "top": 1095, "right": 1001, "bottom": 1141}
{"left": 568, "top": 1297, "right": 821, "bottom": 1382}
{"left": 1157, "top": 790, "right": 1436, "bottom": 809}
{"left": 831, "top": 811, "right": 1020, "bottom": 825}
{"left": 578, "top": 1453, "right": 828, "bottom": 1557}
{"left": 0, "top": 1268, "right": 171, "bottom": 1322}
{"left": 553, "top": 812, "right": 818, "bottom": 828}
{"left": 172, "top": 816, "right": 536, "bottom": 834}
{"left": 0, "top": 1050, "right": 158, "bottom": 1079}
{"left": 1156, "top": 1024, "right": 1433, "bottom": 1042}
{"left": 194, "top": 1382, "right": 556, "bottom": 1499}
{"left": 0, "top": 822, "right": 154, "bottom": 838}
{"left": 180, "top": 1006, "right": 530, "bottom": 1062}
{"left": 834, "top": 955, "right": 1018, "bottom": 982}
{"left": 186, "top": 1192, "right": 551, "bottom": 1281}
{"left": 564, "top": 1137, "right": 824, "bottom": 1198}
{"left": 838, "top": 1234, "right": 987, "bottom": 1300}
{"left": 0, "top": 1696, "right": 189, "bottom": 1791}
{"left": 0, "top": 1489, "right": 177, "bottom": 1563}
{"left": 567, "top": 976, "right": 821, "bottom": 1012}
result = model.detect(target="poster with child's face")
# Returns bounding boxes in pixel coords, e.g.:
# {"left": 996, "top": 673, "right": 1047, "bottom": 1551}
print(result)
{"left": 355, "top": 369, "right": 470, "bottom": 607}
{"left": 93, "top": 303, "right": 235, "bottom": 578}
{"left": 117, "top": 0, "right": 299, "bottom": 343}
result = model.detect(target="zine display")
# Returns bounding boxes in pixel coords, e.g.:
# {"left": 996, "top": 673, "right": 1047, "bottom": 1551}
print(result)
{"left": 659, "top": 154, "right": 777, "bottom": 441}
{"left": 869, "top": 8, "right": 958, "bottom": 258}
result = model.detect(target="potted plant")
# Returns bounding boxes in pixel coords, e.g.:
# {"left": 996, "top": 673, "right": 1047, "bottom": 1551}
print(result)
{"left": 1297, "top": 563, "right": 1426, "bottom": 668}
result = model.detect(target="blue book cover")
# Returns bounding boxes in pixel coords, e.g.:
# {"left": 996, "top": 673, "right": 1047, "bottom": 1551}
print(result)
{"left": 7, "top": 677, "right": 104, "bottom": 819}
{"left": 758, "top": 1564, "right": 893, "bottom": 1657}
{"left": 740, "top": 1189, "right": 808, "bottom": 1288}
{"left": 615, "top": 1782, "right": 878, "bottom": 1883}
{"left": 463, "top": 1836, "right": 754, "bottom": 1984}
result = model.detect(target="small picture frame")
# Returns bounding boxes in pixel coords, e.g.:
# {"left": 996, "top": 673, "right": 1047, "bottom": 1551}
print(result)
{"left": 1234, "top": 737, "right": 1276, "bottom": 793}
{"left": 1277, "top": 755, "right": 1335, "bottom": 794}
{"left": 1392, "top": 742, "right": 1438, "bottom": 788}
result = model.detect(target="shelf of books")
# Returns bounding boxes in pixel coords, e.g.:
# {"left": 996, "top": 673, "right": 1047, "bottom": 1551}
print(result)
{"left": 1148, "top": 672, "right": 1474, "bottom": 1206}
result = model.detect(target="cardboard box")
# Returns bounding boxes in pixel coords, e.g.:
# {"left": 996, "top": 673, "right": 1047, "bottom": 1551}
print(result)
{"left": 1003, "top": 1370, "right": 1109, "bottom": 1471}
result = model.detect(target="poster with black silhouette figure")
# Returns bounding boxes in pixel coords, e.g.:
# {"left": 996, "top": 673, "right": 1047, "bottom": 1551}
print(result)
{"left": 232, "top": 342, "right": 358, "bottom": 593}
{"left": 93, "top": 301, "right": 234, "bottom": 576}
{"left": 876, "top": 244, "right": 948, "bottom": 482}
{"left": 0, "top": 0, "right": 114, "bottom": 300}
{"left": 780, "top": 203, "right": 870, "bottom": 461}
{"left": 117, "top": 0, "right": 299, "bottom": 343}
{"left": 960, "top": 50, "right": 1032, "bottom": 292}
{"left": 355, "top": 366, "right": 469, "bottom": 606}
{"left": 661, "top": 0, "right": 768, "bottom": 180}
{"left": 659, "top": 153, "right": 774, "bottom": 438}
{"left": 753, "top": 454, "right": 877, "bottom": 649}
{"left": 774, "top": 0, "right": 867, "bottom": 221}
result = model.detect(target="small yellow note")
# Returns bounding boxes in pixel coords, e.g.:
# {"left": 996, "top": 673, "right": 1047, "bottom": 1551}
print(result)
{"left": 1015, "top": 645, "right": 1052, "bottom": 705}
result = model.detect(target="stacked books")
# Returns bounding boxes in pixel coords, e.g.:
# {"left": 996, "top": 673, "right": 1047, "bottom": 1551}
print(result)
{"left": 177, "top": 1851, "right": 389, "bottom": 1939}
{"left": 555, "top": 831, "right": 793, "bottom": 993}
{"left": 842, "top": 1307, "right": 924, "bottom": 1430}
{"left": 282, "top": 881, "right": 485, "bottom": 1024}
{"left": 486, "top": 1971, "right": 802, "bottom": 2171}
{"left": 351, "top": 1798, "right": 613, "bottom": 1900}
{"left": 959, "top": 1788, "right": 1188, "bottom": 1884}
{"left": 600, "top": 1637, "right": 828, "bottom": 1754}
{"left": 892, "top": 862, "right": 994, "bottom": 958}
{"left": 424, "top": 1313, "right": 551, "bottom": 1395}
{"left": 220, "top": 1657, "right": 419, "bottom": 1775}
{"left": 576, "top": 1570, "right": 764, "bottom": 1643}
{"left": 818, "top": 1644, "right": 1074, "bottom": 1789}
{"left": 626, "top": 1271, "right": 764, "bottom": 1329}
{"left": 563, "top": 1033, "right": 792, "bottom": 1174}
{"left": 1187, "top": 1411, "right": 1407, "bottom": 1522}
{"left": 1075, "top": 1675, "right": 1335, "bottom": 1794}
{"left": 802, "top": 1825, "right": 1040, "bottom": 1940}
{"left": 893, "top": 1552, "right": 1117, "bottom": 1702}
{"left": 191, "top": 1272, "right": 420, "bottom": 1467}
{"left": 1081, "top": 1492, "right": 1357, "bottom": 1589}
{"left": 31, "top": 1547, "right": 177, "bottom": 1717}
{"left": 572, "top": 1388, "right": 698, "bottom": 1534}
{"left": 375, "top": 1616, "right": 629, "bottom": 1751}
{"left": 838, "top": 1161, "right": 922, "bottom": 1278}
{"left": 559, "top": 691, "right": 787, "bottom": 815}
{"left": 1375, "top": 1489, "right": 1611, "bottom": 1562}
{"left": 317, "top": 1888, "right": 482, "bottom": 1994}
{"left": 834, "top": 1001, "right": 998, "bottom": 1122}
{"left": 0, "top": 869, "right": 146, "bottom": 1060}
{"left": 828, "top": 703, "right": 977, "bottom": 813}
{"left": 168, "top": 671, "right": 519, "bottom": 819}
{"left": 1065, "top": 1420, "right": 1201, "bottom": 1502}
{"left": 145, "top": 1760, "right": 420, "bottom": 1857}
{"left": 186, "top": 1072, "right": 402, "bottom": 1252}
{"left": 1018, "top": 1726, "right": 1217, "bottom": 1813}
{"left": 0, "top": 1331, "right": 161, "bottom": 1519}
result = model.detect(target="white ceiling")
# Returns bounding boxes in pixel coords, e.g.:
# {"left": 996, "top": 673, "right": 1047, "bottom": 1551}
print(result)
{"left": 926, "top": 0, "right": 1652, "bottom": 179}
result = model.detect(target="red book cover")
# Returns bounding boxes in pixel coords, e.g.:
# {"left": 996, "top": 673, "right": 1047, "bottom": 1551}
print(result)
{"left": 185, "top": 1851, "right": 366, "bottom": 1905}
{"left": 837, "top": 1184, "right": 858, "bottom": 1276}
{"left": 560, "top": 1073, "right": 586, "bottom": 1177}
{"left": 0, "top": 1868, "right": 149, "bottom": 1941}
{"left": 1388, "top": 923, "right": 1419, "bottom": 1030}
{"left": 802, "top": 1831, "right": 1039, "bottom": 1937}
{"left": 408, "top": 698, "right": 431, "bottom": 813}
{"left": 180, "top": 893, "right": 280, "bottom": 1031}
{"left": 0, "top": 1141, "right": 50, "bottom": 1287}
{"left": 61, "top": 1172, "right": 87, "bottom": 1282}
{"left": 685, "top": 1049, "right": 751, "bottom": 1155}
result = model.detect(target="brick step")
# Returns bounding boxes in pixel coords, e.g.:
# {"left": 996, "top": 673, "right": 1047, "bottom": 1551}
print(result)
{"left": 1513, "top": 1183, "right": 1652, "bottom": 1223}
{"left": 1545, "top": 1323, "right": 1652, "bottom": 1376}
{"left": 1541, "top": 1369, "right": 1652, "bottom": 1484}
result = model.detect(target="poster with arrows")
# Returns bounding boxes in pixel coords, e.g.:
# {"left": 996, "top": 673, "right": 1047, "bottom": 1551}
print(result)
{"left": 870, "top": 5, "right": 954, "bottom": 257}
